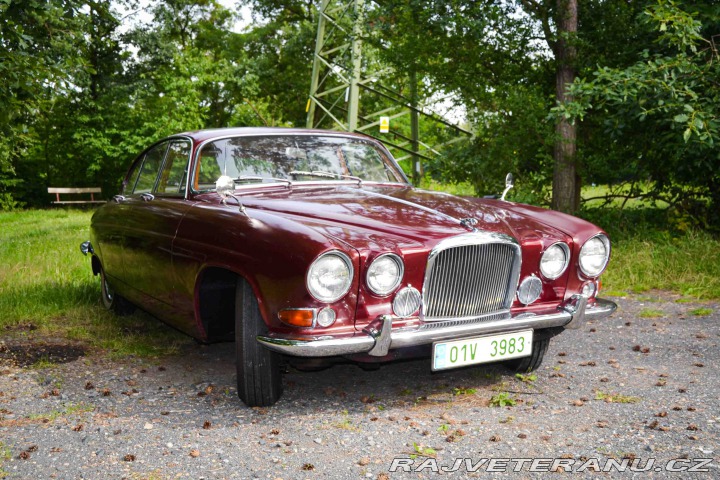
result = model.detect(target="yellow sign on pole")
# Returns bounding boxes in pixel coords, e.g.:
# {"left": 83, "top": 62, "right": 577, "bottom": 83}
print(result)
{"left": 379, "top": 116, "right": 390, "bottom": 133}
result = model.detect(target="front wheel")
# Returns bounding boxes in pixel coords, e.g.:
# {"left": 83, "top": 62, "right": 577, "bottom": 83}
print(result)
{"left": 100, "top": 266, "right": 135, "bottom": 316}
{"left": 504, "top": 337, "right": 550, "bottom": 373}
{"left": 235, "top": 279, "right": 283, "bottom": 407}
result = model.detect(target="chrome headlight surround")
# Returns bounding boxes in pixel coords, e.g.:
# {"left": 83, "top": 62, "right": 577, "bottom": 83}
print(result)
{"left": 306, "top": 251, "right": 354, "bottom": 303}
{"left": 366, "top": 253, "right": 404, "bottom": 296}
{"left": 579, "top": 234, "right": 610, "bottom": 278}
{"left": 539, "top": 242, "right": 570, "bottom": 280}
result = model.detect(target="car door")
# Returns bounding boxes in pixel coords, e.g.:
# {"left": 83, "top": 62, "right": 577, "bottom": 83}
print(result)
{"left": 121, "top": 139, "right": 194, "bottom": 315}
{"left": 92, "top": 158, "right": 142, "bottom": 287}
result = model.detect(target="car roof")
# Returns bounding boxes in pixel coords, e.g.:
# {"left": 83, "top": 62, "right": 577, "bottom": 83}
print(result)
{"left": 173, "top": 127, "right": 374, "bottom": 144}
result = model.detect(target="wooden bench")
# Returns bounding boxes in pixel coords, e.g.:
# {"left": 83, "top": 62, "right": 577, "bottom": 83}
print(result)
{"left": 48, "top": 187, "right": 105, "bottom": 205}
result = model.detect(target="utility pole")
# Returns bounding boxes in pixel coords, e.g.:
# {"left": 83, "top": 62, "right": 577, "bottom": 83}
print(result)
{"left": 305, "top": 0, "right": 471, "bottom": 184}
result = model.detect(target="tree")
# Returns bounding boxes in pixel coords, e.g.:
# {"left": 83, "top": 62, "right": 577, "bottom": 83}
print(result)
{"left": 556, "top": 0, "right": 720, "bottom": 227}
{"left": 0, "top": 0, "right": 88, "bottom": 208}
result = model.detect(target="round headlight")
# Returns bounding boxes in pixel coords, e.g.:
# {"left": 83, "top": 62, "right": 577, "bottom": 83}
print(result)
{"left": 540, "top": 243, "right": 570, "bottom": 280}
{"left": 579, "top": 234, "right": 610, "bottom": 277}
{"left": 366, "top": 254, "right": 403, "bottom": 296}
{"left": 306, "top": 251, "right": 353, "bottom": 302}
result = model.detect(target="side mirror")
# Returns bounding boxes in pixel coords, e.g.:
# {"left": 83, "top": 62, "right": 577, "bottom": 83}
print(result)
{"left": 215, "top": 175, "right": 236, "bottom": 200}
{"left": 501, "top": 173, "right": 514, "bottom": 201}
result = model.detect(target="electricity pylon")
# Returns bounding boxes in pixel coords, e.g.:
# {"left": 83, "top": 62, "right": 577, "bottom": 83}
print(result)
{"left": 305, "top": 0, "right": 471, "bottom": 184}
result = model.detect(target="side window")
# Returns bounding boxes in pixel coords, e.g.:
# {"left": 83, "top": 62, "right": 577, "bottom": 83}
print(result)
{"left": 156, "top": 140, "right": 191, "bottom": 195}
{"left": 123, "top": 159, "right": 143, "bottom": 195}
{"left": 133, "top": 143, "right": 168, "bottom": 194}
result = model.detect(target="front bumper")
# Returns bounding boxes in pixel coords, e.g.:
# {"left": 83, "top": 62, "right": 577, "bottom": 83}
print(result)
{"left": 257, "top": 295, "right": 617, "bottom": 358}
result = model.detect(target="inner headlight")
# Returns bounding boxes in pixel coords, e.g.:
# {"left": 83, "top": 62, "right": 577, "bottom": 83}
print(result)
{"left": 540, "top": 242, "right": 570, "bottom": 280}
{"left": 306, "top": 251, "right": 353, "bottom": 302}
{"left": 366, "top": 254, "right": 403, "bottom": 296}
{"left": 579, "top": 234, "right": 610, "bottom": 277}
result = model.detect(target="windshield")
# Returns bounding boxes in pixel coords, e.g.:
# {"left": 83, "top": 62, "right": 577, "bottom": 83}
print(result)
{"left": 193, "top": 135, "right": 407, "bottom": 191}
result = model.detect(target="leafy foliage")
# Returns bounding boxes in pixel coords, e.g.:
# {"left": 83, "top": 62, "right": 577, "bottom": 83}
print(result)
{"left": 1, "top": 0, "right": 719, "bottom": 230}
{"left": 556, "top": 0, "right": 720, "bottom": 227}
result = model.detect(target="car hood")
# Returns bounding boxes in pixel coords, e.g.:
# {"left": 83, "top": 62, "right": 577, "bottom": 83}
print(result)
{"left": 233, "top": 185, "right": 571, "bottom": 252}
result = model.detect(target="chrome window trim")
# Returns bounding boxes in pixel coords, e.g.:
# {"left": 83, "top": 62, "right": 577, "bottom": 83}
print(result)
{"left": 420, "top": 232, "right": 522, "bottom": 322}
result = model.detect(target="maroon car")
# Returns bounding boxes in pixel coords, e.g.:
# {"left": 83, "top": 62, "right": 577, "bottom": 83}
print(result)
{"left": 81, "top": 127, "right": 616, "bottom": 406}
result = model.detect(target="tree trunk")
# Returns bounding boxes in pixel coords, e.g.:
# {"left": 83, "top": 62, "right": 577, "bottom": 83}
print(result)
{"left": 551, "top": 0, "right": 578, "bottom": 214}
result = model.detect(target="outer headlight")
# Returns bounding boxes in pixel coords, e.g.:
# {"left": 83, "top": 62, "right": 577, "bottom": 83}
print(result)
{"left": 579, "top": 234, "right": 610, "bottom": 277}
{"left": 366, "top": 254, "right": 403, "bottom": 296}
{"left": 306, "top": 251, "right": 353, "bottom": 302}
{"left": 540, "top": 242, "right": 570, "bottom": 280}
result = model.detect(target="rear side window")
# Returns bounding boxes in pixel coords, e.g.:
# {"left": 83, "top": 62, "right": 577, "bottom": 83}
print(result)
{"left": 134, "top": 142, "right": 169, "bottom": 194}
{"left": 123, "top": 160, "right": 142, "bottom": 195}
{"left": 156, "top": 140, "right": 191, "bottom": 195}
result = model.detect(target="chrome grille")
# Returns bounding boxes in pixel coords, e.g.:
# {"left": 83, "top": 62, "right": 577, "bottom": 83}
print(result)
{"left": 423, "top": 234, "right": 521, "bottom": 320}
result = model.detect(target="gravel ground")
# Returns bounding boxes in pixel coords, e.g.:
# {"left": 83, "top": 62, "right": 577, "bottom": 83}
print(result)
{"left": 1, "top": 292, "right": 718, "bottom": 479}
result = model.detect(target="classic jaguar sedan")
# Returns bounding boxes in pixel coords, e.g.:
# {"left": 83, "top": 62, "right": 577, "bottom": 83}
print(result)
{"left": 82, "top": 127, "right": 616, "bottom": 406}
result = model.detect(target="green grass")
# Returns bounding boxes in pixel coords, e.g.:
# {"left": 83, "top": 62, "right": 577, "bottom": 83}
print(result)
{"left": 638, "top": 309, "right": 665, "bottom": 319}
{"left": 594, "top": 391, "right": 640, "bottom": 404}
{"left": 600, "top": 231, "right": 720, "bottom": 299}
{"left": 689, "top": 307, "right": 713, "bottom": 316}
{"left": 0, "top": 209, "right": 189, "bottom": 357}
{"left": 489, "top": 392, "right": 516, "bottom": 407}
{"left": 420, "top": 178, "right": 476, "bottom": 196}
{"left": 26, "top": 402, "right": 94, "bottom": 422}
{"left": 0, "top": 441, "right": 10, "bottom": 479}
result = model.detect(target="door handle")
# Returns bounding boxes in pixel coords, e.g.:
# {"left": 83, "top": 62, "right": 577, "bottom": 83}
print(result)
{"left": 113, "top": 195, "right": 125, "bottom": 203}
{"left": 140, "top": 193, "right": 155, "bottom": 202}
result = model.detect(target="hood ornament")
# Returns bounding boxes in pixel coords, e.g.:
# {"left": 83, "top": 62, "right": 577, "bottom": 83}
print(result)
{"left": 460, "top": 217, "right": 478, "bottom": 231}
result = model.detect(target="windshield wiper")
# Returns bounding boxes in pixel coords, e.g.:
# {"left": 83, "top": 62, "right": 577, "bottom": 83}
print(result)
{"left": 288, "top": 170, "right": 362, "bottom": 186}
{"left": 233, "top": 175, "right": 292, "bottom": 187}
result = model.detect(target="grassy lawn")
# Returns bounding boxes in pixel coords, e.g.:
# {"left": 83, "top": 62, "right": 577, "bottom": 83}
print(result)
{"left": 0, "top": 207, "right": 717, "bottom": 358}
{"left": 601, "top": 230, "right": 720, "bottom": 299}
{"left": 0, "top": 209, "right": 189, "bottom": 357}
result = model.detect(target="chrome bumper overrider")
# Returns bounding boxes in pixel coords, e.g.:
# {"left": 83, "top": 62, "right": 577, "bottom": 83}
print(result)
{"left": 257, "top": 295, "right": 617, "bottom": 358}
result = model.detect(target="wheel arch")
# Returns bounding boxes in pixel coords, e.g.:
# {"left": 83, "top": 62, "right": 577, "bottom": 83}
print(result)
{"left": 195, "top": 265, "right": 267, "bottom": 343}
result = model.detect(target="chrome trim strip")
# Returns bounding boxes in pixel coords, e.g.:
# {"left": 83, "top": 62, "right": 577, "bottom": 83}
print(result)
{"left": 256, "top": 297, "right": 617, "bottom": 357}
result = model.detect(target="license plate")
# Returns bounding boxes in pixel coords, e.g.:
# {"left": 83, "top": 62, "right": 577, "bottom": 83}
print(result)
{"left": 432, "top": 330, "right": 533, "bottom": 371}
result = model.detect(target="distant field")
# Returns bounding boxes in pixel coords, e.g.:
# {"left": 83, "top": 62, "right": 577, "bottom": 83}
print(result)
{"left": 1, "top": 206, "right": 717, "bottom": 355}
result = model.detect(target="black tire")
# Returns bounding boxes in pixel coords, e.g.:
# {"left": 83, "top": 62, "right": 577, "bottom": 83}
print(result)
{"left": 100, "top": 266, "right": 135, "bottom": 316}
{"left": 505, "top": 337, "right": 550, "bottom": 373}
{"left": 235, "top": 279, "right": 283, "bottom": 407}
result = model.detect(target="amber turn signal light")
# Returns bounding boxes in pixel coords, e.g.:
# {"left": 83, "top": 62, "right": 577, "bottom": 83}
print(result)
{"left": 278, "top": 309, "right": 315, "bottom": 327}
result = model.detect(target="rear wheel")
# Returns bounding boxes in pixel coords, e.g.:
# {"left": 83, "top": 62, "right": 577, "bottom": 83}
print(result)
{"left": 100, "top": 266, "right": 135, "bottom": 316}
{"left": 505, "top": 337, "right": 550, "bottom": 373}
{"left": 235, "top": 279, "right": 283, "bottom": 407}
